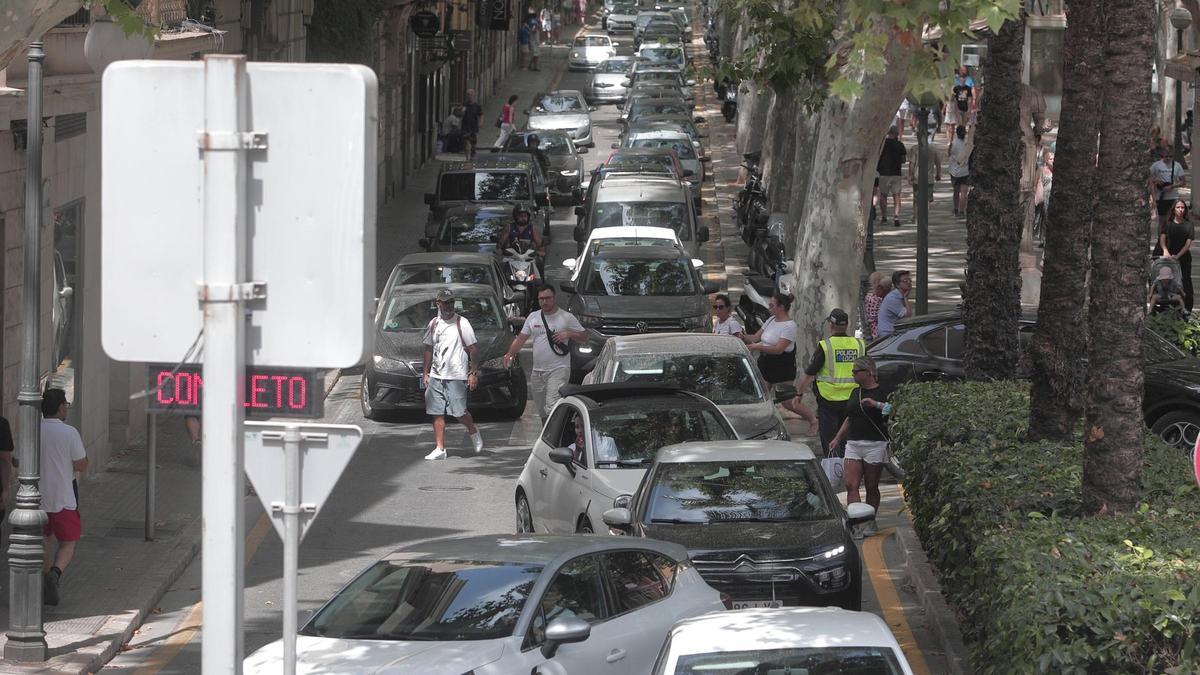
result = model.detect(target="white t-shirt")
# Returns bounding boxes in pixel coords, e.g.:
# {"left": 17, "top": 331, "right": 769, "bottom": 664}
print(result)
{"left": 423, "top": 313, "right": 478, "bottom": 380}
{"left": 1151, "top": 159, "right": 1185, "bottom": 200}
{"left": 571, "top": 433, "right": 620, "bottom": 464}
{"left": 714, "top": 316, "right": 744, "bottom": 336}
{"left": 948, "top": 137, "right": 970, "bottom": 178}
{"left": 40, "top": 418, "right": 86, "bottom": 513}
{"left": 760, "top": 317, "right": 797, "bottom": 353}
{"left": 521, "top": 308, "right": 584, "bottom": 372}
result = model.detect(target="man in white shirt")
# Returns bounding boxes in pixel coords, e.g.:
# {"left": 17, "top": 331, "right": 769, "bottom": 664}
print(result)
{"left": 1151, "top": 147, "right": 1186, "bottom": 230}
{"left": 39, "top": 388, "right": 87, "bottom": 606}
{"left": 503, "top": 284, "right": 586, "bottom": 422}
{"left": 712, "top": 294, "right": 744, "bottom": 337}
{"left": 422, "top": 288, "right": 484, "bottom": 460}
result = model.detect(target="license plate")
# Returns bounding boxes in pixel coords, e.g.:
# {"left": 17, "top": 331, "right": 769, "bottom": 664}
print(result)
{"left": 731, "top": 600, "right": 782, "bottom": 609}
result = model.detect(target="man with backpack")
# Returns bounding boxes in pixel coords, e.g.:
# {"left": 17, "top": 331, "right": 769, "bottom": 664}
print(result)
{"left": 422, "top": 288, "right": 484, "bottom": 460}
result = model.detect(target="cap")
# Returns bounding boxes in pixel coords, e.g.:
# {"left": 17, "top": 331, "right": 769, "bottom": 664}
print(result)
{"left": 827, "top": 308, "right": 849, "bottom": 326}
{"left": 1158, "top": 266, "right": 1175, "bottom": 280}
{"left": 435, "top": 288, "right": 455, "bottom": 303}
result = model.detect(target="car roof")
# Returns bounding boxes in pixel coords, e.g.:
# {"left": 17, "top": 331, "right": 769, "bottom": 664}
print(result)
{"left": 587, "top": 225, "right": 679, "bottom": 242}
{"left": 590, "top": 244, "right": 690, "bottom": 260}
{"left": 631, "top": 114, "right": 695, "bottom": 126}
{"left": 627, "top": 129, "right": 691, "bottom": 140}
{"left": 387, "top": 282, "right": 496, "bottom": 299}
{"left": 630, "top": 98, "right": 690, "bottom": 108}
{"left": 894, "top": 308, "right": 1036, "bottom": 328}
{"left": 440, "top": 156, "right": 533, "bottom": 172}
{"left": 560, "top": 383, "right": 719, "bottom": 411}
{"left": 667, "top": 608, "right": 905, "bottom": 654}
{"left": 398, "top": 251, "right": 499, "bottom": 265}
{"left": 595, "top": 179, "right": 687, "bottom": 200}
{"left": 608, "top": 147, "right": 677, "bottom": 157}
{"left": 654, "top": 440, "right": 818, "bottom": 463}
{"left": 383, "top": 533, "right": 689, "bottom": 566}
{"left": 610, "top": 333, "right": 749, "bottom": 355}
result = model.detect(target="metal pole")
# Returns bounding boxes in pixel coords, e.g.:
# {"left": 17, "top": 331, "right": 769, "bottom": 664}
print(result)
{"left": 916, "top": 107, "right": 930, "bottom": 315}
{"left": 281, "top": 425, "right": 302, "bottom": 675}
{"left": 145, "top": 412, "right": 156, "bottom": 541}
{"left": 199, "top": 54, "right": 249, "bottom": 674}
{"left": 5, "top": 40, "right": 48, "bottom": 663}
{"left": 1176, "top": 28, "right": 1186, "bottom": 180}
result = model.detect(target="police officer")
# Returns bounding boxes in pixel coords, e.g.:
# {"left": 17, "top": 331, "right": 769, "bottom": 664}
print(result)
{"left": 785, "top": 308, "right": 866, "bottom": 457}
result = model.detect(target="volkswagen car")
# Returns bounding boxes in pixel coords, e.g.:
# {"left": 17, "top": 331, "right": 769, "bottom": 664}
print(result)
{"left": 526, "top": 90, "right": 597, "bottom": 147}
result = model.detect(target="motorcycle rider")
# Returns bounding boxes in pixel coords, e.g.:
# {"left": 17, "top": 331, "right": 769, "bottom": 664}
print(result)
{"left": 498, "top": 203, "right": 546, "bottom": 274}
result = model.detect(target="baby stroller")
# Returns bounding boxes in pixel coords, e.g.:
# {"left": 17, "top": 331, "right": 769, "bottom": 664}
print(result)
{"left": 1149, "top": 256, "right": 1186, "bottom": 315}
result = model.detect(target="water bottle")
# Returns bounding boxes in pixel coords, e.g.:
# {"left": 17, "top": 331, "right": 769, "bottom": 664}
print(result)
{"left": 881, "top": 402, "right": 893, "bottom": 416}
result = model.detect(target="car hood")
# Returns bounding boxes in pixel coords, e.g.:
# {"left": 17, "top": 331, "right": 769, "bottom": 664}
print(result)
{"left": 641, "top": 519, "right": 845, "bottom": 556}
{"left": 244, "top": 635, "right": 507, "bottom": 674}
{"left": 1146, "top": 356, "right": 1200, "bottom": 391}
{"left": 579, "top": 294, "right": 706, "bottom": 319}
{"left": 592, "top": 467, "right": 648, "bottom": 499}
{"left": 375, "top": 328, "right": 509, "bottom": 362}
{"left": 545, "top": 154, "right": 580, "bottom": 172}
{"left": 529, "top": 114, "right": 590, "bottom": 129}
{"left": 717, "top": 401, "right": 780, "bottom": 438}
{"left": 593, "top": 73, "right": 630, "bottom": 85}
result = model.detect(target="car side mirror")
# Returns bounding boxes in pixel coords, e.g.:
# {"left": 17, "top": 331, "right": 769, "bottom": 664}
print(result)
{"left": 702, "top": 281, "right": 719, "bottom": 295}
{"left": 846, "top": 502, "right": 876, "bottom": 527}
{"left": 602, "top": 507, "right": 632, "bottom": 528}
{"left": 620, "top": 79, "right": 631, "bottom": 86}
{"left": 612, "top": 41, "right": 620, "bottom": 46}
{"left": 682, "top": 168, "right": 694, "bottom": 177}
{"left": 686, "top": 79, "right": 696, "bottom": 86}
{"left": 418, "top": 237, "right": 431, "bottom": 249}
{"left": 691, "top": 258, "right": 704, "bottom": 268}
{"left": 563, "top": 258, "right": 578, "bottom": 271}
{"left": 541, "top": 616, "right": 592, "bottom": 659}
{"left": 59, "top": 286, "right": 74, "bottom": 298}
{"left": 423, "top": 192, "right": 435, "bottom": 206}
{"left": 698, "top": 226, "right": 710, "bottom": 243}
{"left": 560, "top": 280, "right": 577, "bottom": 294}
{"left": 574, "top": 206, "right": 586, "bottom": 217}
{"left": 700, "top": 155, "right": 712, "bottom": 163}
{"left": 549, "top": 446, "right": 575, "bottom": 467}
{"left": 577, "top": 145, "right": 590, "bottom": 154}
{"left": 611, "top": 142, "right": 620, "bottom": 149}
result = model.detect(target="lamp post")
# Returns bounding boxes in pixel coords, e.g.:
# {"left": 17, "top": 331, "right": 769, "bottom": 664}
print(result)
{"left": 1172, "top": 7, "right": 1192, "bottom": 177}
{"left": 907, "top": 91, "right": 940, "bottom": 316}
{"left": 5, "top": 40, "right": 48, "bottom": 662}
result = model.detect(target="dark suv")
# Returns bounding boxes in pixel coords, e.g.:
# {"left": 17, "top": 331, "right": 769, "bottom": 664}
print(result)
{"left": 423, "top": 155, "right": 551, "bottom": 238}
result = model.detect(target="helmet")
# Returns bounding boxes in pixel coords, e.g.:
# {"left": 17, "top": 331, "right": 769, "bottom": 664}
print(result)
{"left": 512, "top": 203, "right": 533, "bottom": 219}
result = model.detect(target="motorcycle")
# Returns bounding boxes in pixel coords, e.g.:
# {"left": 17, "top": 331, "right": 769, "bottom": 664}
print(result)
{"left": 722, "top": 85, "right": 738, "bottom": 123}
{"left": 736, "top": 259, "right": 795, "bottom": 335}
{"left": 747, "top": 212, "right": 787, "bottom": 278}
{"left": 502, "top": 241, "right": 541, "bottom": 315}
{"left": 733, "top": 161, "right": 769, "bottom": 244}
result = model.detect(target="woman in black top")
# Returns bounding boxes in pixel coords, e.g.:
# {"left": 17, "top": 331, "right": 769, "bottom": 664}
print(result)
{"left": 829, "top": 357, "right": 893, "bottom": 524}
{"left": 1160, "top": 199, "right": 1194, "bottom": 310}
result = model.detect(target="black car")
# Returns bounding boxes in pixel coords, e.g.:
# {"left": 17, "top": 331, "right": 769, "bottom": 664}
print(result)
{"left": 601, "top": 440, "right": 875, "bottom": 611}
{"left": 423, "top": 155, "right": 551, "bottom": 239}
{"left": 496, "top": 130, "right": 588, "bottom": 204}
{"left": 870, "top": 312, "right": 1200, "bottom": 450}
{"left": 361, "top": 282, "right": 527, "bottom": 419}
{"left": 417, "top": 205, "right": 512, "bottom": 254}
{"left": 559, "top": 245, "right": 718, "bottom": 378}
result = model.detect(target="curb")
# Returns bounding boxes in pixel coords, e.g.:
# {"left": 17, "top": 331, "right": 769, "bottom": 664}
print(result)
{"left": 894, "top": 514, "right": 973, "bottom": 675}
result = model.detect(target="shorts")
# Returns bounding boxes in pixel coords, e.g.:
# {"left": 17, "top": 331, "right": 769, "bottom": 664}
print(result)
{"left": 1157, "top": 198, "right": 1177, "bottom": 216}
{"left": 878, "top": 175, "right": 902, "bottom": 196}
{"left": 425, "top": 377, "right": 469, "bottom": 418}
{"left": 43, "top": 508, "right": 82, "bottom": 542}
{"left": 951, "top": 175, "right": 970, "bottom": 187}
{"left": 844, "top": 440, "right": 888, "bottom": 465}
{"left": 945, "top": 107, "right": 961, "bottom": 125}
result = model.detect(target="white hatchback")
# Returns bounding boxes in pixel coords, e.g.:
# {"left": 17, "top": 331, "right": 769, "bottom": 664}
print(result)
{"left": 562, "top": 225, "right": 694, "bottom": 282}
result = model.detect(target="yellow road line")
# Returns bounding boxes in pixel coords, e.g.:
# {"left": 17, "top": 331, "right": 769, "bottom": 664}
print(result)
{"left": 863, "top": 527, "right": 931, "bottom": 675}
{"left": 133, "top": 512, "right": 273, "bottom": 674}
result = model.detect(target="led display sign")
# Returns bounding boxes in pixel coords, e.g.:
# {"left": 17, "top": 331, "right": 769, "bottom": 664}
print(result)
{"left": 147, "top": 364, "right": 322, "bottom": 419}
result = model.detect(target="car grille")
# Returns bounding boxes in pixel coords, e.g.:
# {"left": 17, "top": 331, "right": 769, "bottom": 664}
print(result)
{"left": 692, "top": 553, "right": 851, "bottom": 599}
{"left": 597, "top": 318, "right": 687, "bottom": 335}
{"left": 609, "top": 19, "right": 633, "bottom": 29}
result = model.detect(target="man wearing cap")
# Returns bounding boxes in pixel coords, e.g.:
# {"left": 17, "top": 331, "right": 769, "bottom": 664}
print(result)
{"left": 422, "top": 288, "right": 484, "bottom": 460}
{"left": 40, "top": 387, "right": 87, "bottom": 605}
{"left": 785, "top": 309, "right": 866, "bottom": 458}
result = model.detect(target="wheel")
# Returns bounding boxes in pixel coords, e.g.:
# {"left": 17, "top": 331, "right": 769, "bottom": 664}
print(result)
{"left": 516, "top": 492, "right": 535, "bottom": 533}
{"left": 503, "top": 370, "right": 528, "bottom": 420}
{"left": 1149, "top": 410, "right": 1200, "bottom": 452}
{"left": 576, "top": 516, "right": 594, "bottom": 534}
{"left": 360, "top": 376, "right": 378, "bottom": 421}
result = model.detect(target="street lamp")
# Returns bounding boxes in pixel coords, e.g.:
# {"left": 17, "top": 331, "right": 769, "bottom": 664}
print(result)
{"left": 906, "top": 91, "right": 940, "bottom": 316}
{"left": 1171, "top": 7, "right": 1192, "bottom": 175}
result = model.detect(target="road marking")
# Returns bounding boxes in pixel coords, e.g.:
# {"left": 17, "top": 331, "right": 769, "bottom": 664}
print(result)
{"left": 132, "top": 512, "right": 272, "bottom": 674}
{"left": 863, "top": 527, "right": 931, "bottom": 675}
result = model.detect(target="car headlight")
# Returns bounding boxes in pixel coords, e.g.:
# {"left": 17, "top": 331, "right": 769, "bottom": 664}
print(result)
{"left": 820, "top": 545, "right": 846, "bottom": 560}
{"left": 680, "top": 314, "right": 707, "bottom": 329}
{"left": 514, "top": 269, "right": 529, "bottom": 281}
{"left": 572, "top": 51, "right": 581, "bottom": 58}
{"left": 372, "top": 355, "right": 416, "bottom": 375}
{"left": 578, "top": 314, "right": 602, "bottom": 327}
{"left": 561, "top": 169, "right": 579, "bottom": 176}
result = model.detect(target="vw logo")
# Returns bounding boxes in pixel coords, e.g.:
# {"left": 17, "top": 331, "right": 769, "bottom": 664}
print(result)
{"left": 635, "top": 321, "right": 649, "bottom": 333}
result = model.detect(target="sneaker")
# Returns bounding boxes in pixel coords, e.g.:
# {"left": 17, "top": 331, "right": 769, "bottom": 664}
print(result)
{"left": 892, "top": 218, "right": 901, "bottom": 228}
{"left": 43, "top": 569, "right": 60, "bottom": 606}
{"left": 424, "top": 447, "right": 447, "bottom": 460}
{"left": 861, "top": 521, "right": 879, "bottom": 538}
{"left": 471, "top": 432, "right": 484, "bottom": 454}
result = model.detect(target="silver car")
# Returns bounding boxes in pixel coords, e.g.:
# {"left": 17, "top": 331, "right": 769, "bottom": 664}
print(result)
{"left": 583, "top": 334, "right": 790, "bottom": 439}
{"left": 245, "top": 535, "right": 726, "bottom": 674}
{"left": 623, "top": 128, "right": 706, "bottom": 193}
{"left": 606, "top": 0, "right": 638, "bottom": 32}
{"left": 526, "top": 90, "right": 596, "bottom": 147}
{"left": 589, "top": 57, "right": 635, "bottom": 104}
{"left": 569, "top": 33, "right": 618, "bottom": 71}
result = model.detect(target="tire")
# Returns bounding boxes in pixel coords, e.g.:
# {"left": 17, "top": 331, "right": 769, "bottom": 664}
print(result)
{"left": 516, "top": 492, "right": 535, "bottom": 533}
{"left": 576, "top": 516, "right": 593, "bottom": 534}
{"left": 360, "top": 376, "right": 378, "bottom": 421}
{"left": 503, "top": 370, "right": 529, "bottom": 420}
{"left": 1149, "top": 410, "right": 1200, "bottom": 452}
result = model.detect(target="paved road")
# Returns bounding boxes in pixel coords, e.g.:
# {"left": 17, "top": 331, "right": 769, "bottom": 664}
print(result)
{"left": 102, "top": 28, "right": 951, "bottom": 675}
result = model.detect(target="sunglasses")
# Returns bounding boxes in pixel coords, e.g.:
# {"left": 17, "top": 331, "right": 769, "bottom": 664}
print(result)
{"left": 713, "top": 304, "right": 727, "bottom": 310}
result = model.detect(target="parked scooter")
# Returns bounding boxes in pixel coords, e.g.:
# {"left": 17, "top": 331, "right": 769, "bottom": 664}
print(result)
{"left": 734, "top": 161, "right": 769, "bottom": 244}
{"left": 736, "top": 259, "right": 795, "bottom": 335}
{"left": 747, "top": 212, "right": 787, "bottom": 278}
{"left": 502, "top": 241, "right": 540, "bottom": 315}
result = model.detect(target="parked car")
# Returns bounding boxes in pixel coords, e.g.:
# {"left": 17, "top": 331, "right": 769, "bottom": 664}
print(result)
{"left": 526, "top": 90, "right": 597, "bottom": 147}
{"left": 651, "top": 607, "right": 917, "bottom": 675}
{"left": 244, "top": 534, "right": 727, "bottom": 674}
{"left": 602, "top": 440, "right": 875, "bottom": 611}
{"left": 582, "top": 334, "right": 790, "bottom": 439}
{"left": 569, "top": 33, "right": 618, "bottom": 71}
{"left": 589, "top": 57, "right": 636, "bottom": 104}
{"left": 635, "top": 10, "right": 678, "bottom": 40}
{"left": 515, "top": 384, "right": 738, "bottom": 534}
{"left": 634, "top": 23, "right": 684, "bottom": 49}
{"left": 559, "top": 245, "right": 718, "bottom": 376}
{"left": 497, "top": 129, "right": 587, "bottom": 204}
{"left": 423, "top": 155, "right": 550, "bottom": 239}
{"left": 869, "top": 311, "right": 1200, "bottom": 451}
{"left": 625, "top": 114, "right": 707, "bottom": 157}
{"left": 574, "top": 174, "right": 708, "bottom": 256}
{"left": 599, "top": 147, "right": 691, "bottom": 188}
{"left": 360, "top": 282, "right": 526, "bottom": 419}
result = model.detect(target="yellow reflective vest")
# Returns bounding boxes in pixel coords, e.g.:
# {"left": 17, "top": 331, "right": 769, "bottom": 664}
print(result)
{"left": 815, "top": 335, "right": 867, "bottom": 401}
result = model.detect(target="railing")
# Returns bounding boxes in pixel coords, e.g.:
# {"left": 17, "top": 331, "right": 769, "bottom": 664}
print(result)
{"left": 135, "top": 0, "right": 189, "bottom": 28}
{"left": 56, "top": 7, "right": 90, "bottom": 27}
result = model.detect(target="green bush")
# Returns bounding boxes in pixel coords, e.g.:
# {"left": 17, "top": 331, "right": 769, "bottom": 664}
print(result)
{"left": 891, "top": 381, "right": 1200, "bottom": 674}
{"left": 1146, "top": 311, "right": 1200, "bottom": 356}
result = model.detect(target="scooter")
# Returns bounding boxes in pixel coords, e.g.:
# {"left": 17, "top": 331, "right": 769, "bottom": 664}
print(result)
{"left": 747, "top": 212, "right": 787, "bottom": 278}
{"left": 503, "top": 242, "right": 540, "bottom": 315}
{"left": 734, "top": 163, "right": 769, "bottom": 244}
{"left": 722, "top": 85, "right": 738, "bottom": 123}
{"left": 736, "top": 259, "right": 795, "bottom": 335}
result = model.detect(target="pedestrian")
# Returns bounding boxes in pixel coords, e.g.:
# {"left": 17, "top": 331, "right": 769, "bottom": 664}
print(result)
{"left": 895, "top": 98, "right": 910, "bottom": 138}
{"left": 948, "top": 125, "right": 970, "bottom": 217}
{"left": 577, "top": 0, "right": 587, "bottom": 23}
{"left": 439, "top": 105, "right": 463, "bottom": 154}
{"left": 712, "top": 294, "right": 744, "bottom": 337}
{"left": 876, "top": 126, "right": 907, "bottom": 228}
{"left": 787, "top": 309, "right": 866, "bottom": 457}
{"left": 422, "top": 288, "right": 484, "bottom": 460}
{"left": 551, "top": 8, "right": 562, "bottom": 43}
{"left": 1150, "top": 146, "right": 1186, "bottom": 231}
{"left": 0, "top": 414, "right": 13, "bottom": 519}
{"left": 495, "top": 94, "right": 518, "bottom": 148}
{"left": 1148, "top": 265, "right": 1187, "bottom": 315}
{"left": 529, "top": 20, "right": 543, "bottom": 71}
{"left": 518, "top": 21, "right": 531, "bottom": 69}
{"left": 1159, "top": 199, "right": 1194, "bottom": 310}
{"left": 39, "top": 388, "right": 87, "bottom": 606}
{"left": 828, "top": 356, "right": 892, "bottom": 537}
{"left": 947, "top": 66, "right": 973, "bottom": 143}
{"left": 906, "top": 113, "right": 941, "bottom": 222}
{"left": 561, "top": 0, "right": 574, "bottom": 25}
{"left": 502, "top": 284, "right": 587, "bottom": 422}
{"left": 864, "top": 271, "right": 891, "bottom": 340}
{"left": 460, "top": 89, "right": 483, "bottom": 160}
{"left": 744, "top": 293, "right": 819, "bottom": 436}
{"left": 875, "top": 270, "right": 913, "bottom": 338}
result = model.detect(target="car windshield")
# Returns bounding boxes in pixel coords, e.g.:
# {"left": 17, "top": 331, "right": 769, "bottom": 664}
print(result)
{"left": 641, "top": 47, "right": 682, "bottom": 61}
{"left": 631, "top": 103, "right": 690, "bottom": 119}
{"left": 581, "top": 258, "right": 696, "bottom": 296}
{"left": 437, "top": 213, "right": 508, "bottom": 245}
{"left": 646, "top": 460, "right": 835, "bottom": 524}
{"left": 535, "top": 94, "right": 585, "bottom": 112}
{"left": 302, "top": 559, "right": 542, "bottom": 642}
{"left": 511, "top": 134, "right": 572, "bottom": 156}
{"left": 612, "top": 2, "right": 636, "bottom": 11}
{"left": 439, "top": 172, "right": 531, "bottom": 201}
{"left": 596, "top": 59, "right": 632, "bottom": 74}
{"left": 381, "top": 294, "right": 505, "bottom": 332}
{"left": 604, "top": 157, "right": 677, "bottom": 176}
{"left": 611, "top": 354, "right": 764, "bottom": 404}
{"left": 391, "top": 263, "right": 493, "bottom": 288}
{"left": 576, "top": 36, "right": 611, "bottom": 47}
{"left": 630, "top": 137, "right": 695, "bottom": 159}
{"left": 670, "top": 647, "right": 906, "bottom": 674}
{"left": 637, "top": 72, "right": 682, "bottom": 84}
{"left": 589, "top": 401, "right": 735, "bottom": 466}
{"left": 593, "top": 201, "right": 689, "bottom": 238}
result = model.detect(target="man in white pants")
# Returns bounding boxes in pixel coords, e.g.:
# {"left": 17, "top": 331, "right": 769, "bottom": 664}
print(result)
{"left": 503, "top": 284, "right": 586, "bottom": 423}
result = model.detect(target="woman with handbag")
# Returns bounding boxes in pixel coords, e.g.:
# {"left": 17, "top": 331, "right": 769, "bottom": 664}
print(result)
{"left": 828, "top": 356, "right": 894, "bottom": 538}
{"left": 743, "top": 292, "right": 799, "bottom": 387}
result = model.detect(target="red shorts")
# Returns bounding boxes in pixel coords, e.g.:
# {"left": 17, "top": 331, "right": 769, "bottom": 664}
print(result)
{"left": 43, "top": 509, "right": 82, "bottom": 542}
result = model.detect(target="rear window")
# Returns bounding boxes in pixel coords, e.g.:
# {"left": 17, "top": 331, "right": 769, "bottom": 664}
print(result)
{"left": 596, "top": 59, "right": 632, "bottom": 74}
{"left": 630, "top": 137, "right": 695, "bottom": 159}
{"left": 576, "top": 36, "right": 611, "bottom": 47}
{"left": 439, "top": 171, "right": 531, "bottom": 201}
{"left": 631, "top": 102, "right": 689, "bottom": 119}
{"left": 593, "top": 201, "right": 689, "bottom": 238}
{"left": 535, "top": 94, "right": 586, "bottom": 113}
{"left": 640, "top": 47, "right": 683, "bottom": 61}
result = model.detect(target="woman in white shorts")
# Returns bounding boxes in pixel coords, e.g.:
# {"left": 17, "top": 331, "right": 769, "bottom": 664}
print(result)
{"left": 829, "top": 356, "right": 894, "bottom": 537}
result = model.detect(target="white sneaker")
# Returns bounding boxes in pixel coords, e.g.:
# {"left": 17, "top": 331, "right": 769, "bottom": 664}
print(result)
{"left": 471, "top": 432, "right": 484, "bottom": 454}
{"left": 424, "top": 447, "right": 447, "bottom": 460}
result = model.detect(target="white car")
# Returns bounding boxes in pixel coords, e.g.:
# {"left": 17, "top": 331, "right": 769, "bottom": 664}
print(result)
{"left": 607, "top": 0, "right": 638, "bottom": 32}
{"left": 652, "top": 607, "right": 918, "bottom": 674}
{"left": 562, "top": 225, "right": 692, "bottom": 282}
{"left": 515, "top": 385, "right": 738, "bottom": 535}
{"left": 637, "top": 42, "right": 687, "bottom": 70}
{"left": 589, "top": 57, "right": 636, "bottom": 104}
{"left": 569, "top": 33, "right": 618, "bottom": 71}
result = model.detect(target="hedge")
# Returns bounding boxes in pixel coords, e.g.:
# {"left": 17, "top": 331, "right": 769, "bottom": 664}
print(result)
{"left": 891, "top": 381, "right": 1200, "bottom": 674}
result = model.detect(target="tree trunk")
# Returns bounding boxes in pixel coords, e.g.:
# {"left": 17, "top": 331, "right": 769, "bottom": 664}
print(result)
{"left": 785, "top": 108, "right": 821, "bottom": 254}
{"left": 1027, "top": 0, "right": 1102, "bottom": 440}
{"left": 962, "top": 18, "right": 1026, "bottom": 380}
{"left": 764, "top": 91, "right": 800, "bottom": 215}
{"left": 1083, "top": 0, "right": 1152, "bottom": 515}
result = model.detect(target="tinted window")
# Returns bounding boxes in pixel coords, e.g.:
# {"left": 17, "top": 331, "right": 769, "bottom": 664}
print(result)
{"left": 605, "top": 156, "right": 678, "bottom": 176}
{"left": 604, "top": 551, "right": 669, "bottom": 613}
{"left": 303, "top": 560, "right": 541, "bottom": 641}
{"left": 637, "top": 72, "right": 682, "bottom": 85}
{"left": 540, "top": 556, "right": 607, "bottom": 625}
{"left": 391, "top": 263, "right": 492, "bottom": 287}
{"left": 1143, "top": 328, "right": 1187, "bottom": 363}
{"left": 946, "top": 324, "right": 966, "bottom": 360}
{"left": 672, "top": 647, "right": 906, "bottom": 675}
{"left": 920, "top": 327, "right": 946, "bottom": 358}
{"left": 588, "top": 400, "right": 735, "bottom": 466}
{"left": 645, "top": 460, "right": 835, "bottom": 524}
{"left": 575, "top": 36, "right": 611, "bottom": 47}
{"left": 439, "top": 172, "right": 531, "bottom": 201}
{"left": 631, "top": 102, "right": 689, "bottom": 119}
{"left": 610, "top": 354, "right": 764, "bottom": 404}
{"left": 593, "top": 201, "right": 688, "bottom": 237}
{"left": 581, "top": 258, "right": 696, "bottom": 296}
{"left": 436, "top": 213, "right": 507, "bottom": 245}
{"left": 381, "top": 295, "right": 504, "bottom": 332}
{"left": 630, "top": 137, "right": 695, "bottom": 159}
{"left": 535, "top": 94, "right": 585, "bottom": 112}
